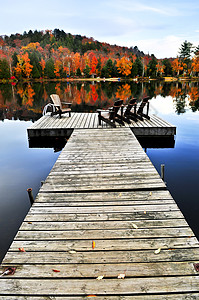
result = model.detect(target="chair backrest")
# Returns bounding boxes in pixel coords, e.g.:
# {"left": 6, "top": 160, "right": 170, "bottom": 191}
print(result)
{"left": 137, "top": 96, "right": 150, "bottom": 113}
{"left": 50, "top": 94, "right": 62, "bottom": 108}
{"left": 126, "top": 98, "right": 137, "bottom": 113}
{"left": 113, "top": 99, "right": 123, "bottom": 113}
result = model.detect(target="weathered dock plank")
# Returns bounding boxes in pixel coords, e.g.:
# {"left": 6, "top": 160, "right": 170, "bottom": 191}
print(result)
{"left": 1, "top": 127, "right": 198, "bottom": 298}
{"left": 1, "top": 276, "right": 199, "bottom": 296}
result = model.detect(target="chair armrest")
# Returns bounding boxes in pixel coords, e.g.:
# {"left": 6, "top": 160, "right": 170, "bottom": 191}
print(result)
{"left": 61, "top": 102, "right": 72, "bottom": 106}
{"left": 97, "top": 109, "right": 110, "bottom": 113}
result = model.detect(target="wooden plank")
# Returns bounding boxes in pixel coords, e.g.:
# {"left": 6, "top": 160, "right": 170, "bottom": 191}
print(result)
{"left": 1, "top": 276, "right": 199, "bottom": 295}
{"left": 1, "top": 261, "right": 198, "bottom": 278}
{"left": 34, "top": 190, "right": 175, "bottom": 202}
{"left": 84, "top": 112, "right": 92, "bottom": 128}
{"left": 152, "top": 114, "right": 174, "bottom": 127}
{"left": 32, "top": 199, "right": 176, "bottom": 206}
{"left": 28, "top": 204, "right": 178, "bottom": 214}
{"left": 13, "top": 227, "right": 193, "bottom": 240}
{"left": 3, "top": 248, "right": 199, "bottom": 265}
{"left": 19, "top": 219, "right": 189, "bottom": 230}
{"left": 0, "top": 295, "right": 199, "bottom": 300}
{"left": 24, "top": 210, "right": 185, "bottom": 221}
{"left": 9, "top": 236, "right": 198, "bottom": 251}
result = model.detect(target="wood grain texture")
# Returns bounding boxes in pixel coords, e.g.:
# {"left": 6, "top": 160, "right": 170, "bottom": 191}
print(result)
{"left": 1, "top": 127, "right": 198, "bottom": 298}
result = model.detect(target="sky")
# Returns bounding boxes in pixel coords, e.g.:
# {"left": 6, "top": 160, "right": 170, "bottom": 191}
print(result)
{"left": 1, "top": 0, "right": 199, "bottom": 58}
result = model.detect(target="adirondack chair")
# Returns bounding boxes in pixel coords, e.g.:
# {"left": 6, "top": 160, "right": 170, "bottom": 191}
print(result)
{"left": 50, "top": 94, "right": 72, "bottom": 118}
{"left": 97, "top": 99, "right": 125, "bottom": 128}
{"left": 137, "top": 96, "right": 150, "bottom": 120}
{"left": 123, "top": 98, "right": 140, "bottom": 122}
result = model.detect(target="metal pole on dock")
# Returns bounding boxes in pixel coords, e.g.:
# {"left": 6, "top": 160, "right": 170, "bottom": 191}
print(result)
{"left": 27, "top": 188, "right": 34, "bottom": 205}
{"left": 161, "top": 164, "right": 165, "bottom": 182}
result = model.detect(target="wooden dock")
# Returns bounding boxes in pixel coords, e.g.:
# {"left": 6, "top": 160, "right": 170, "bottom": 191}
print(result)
{"left": 1, "top": 127, "right": 199, "bottom": 298}
{"left": 28, "top": 112, "right": 176, "bottom": 138}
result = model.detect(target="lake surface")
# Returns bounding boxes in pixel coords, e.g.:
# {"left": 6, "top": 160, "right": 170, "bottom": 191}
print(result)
{"left": 0, "top": 80, "right": 199, "bottom": 263}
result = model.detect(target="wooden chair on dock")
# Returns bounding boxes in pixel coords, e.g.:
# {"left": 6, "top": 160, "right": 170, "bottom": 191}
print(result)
{"left": 97, "top": 99, "right": 125, "bottom": 128}
{"left": 137, "top": 96, "right": 150, "bottom": 120}
{"left": 50, "top": 94, "right": 72, "bottom": 118}
{"left": 123, "top": 98, "right": 140, "bottom": 122}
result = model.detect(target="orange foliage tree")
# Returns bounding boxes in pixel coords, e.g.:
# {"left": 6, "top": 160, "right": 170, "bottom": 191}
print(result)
{"left": 171, "top": 58, "right": 184, "bottom": 76}
{"left": 40, "top": 58, "right": 46, "bottom": 77}
{"left": 116, "top": 57, "right": 132, "bottom": 77}
{"left": 191, "top": 56, "right": 199, "bottom": 75}
{"left": 88, "top": 52, "right": 98, "bottom": 75}
{"left": 156, "top": 62, "right": 165, "bottom": 76}
{"left": 15, "top": 52, "right": 33, "bottom": 79}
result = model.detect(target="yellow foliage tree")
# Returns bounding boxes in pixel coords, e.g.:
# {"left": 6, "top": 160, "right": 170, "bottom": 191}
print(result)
{"left": 116, "top": 57, "right": 132, "bottom": 76}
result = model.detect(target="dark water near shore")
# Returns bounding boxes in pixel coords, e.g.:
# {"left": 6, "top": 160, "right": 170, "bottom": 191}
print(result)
{"left": 0, "top": 80, "right": 199, "bottom": 263}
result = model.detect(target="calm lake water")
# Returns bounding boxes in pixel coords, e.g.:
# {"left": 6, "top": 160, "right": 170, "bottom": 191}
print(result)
{"left": 0, "top": 80, "right": 199, "bottom": 262}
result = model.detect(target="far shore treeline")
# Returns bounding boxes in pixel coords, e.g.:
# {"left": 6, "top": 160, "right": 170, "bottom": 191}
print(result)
{"left": 0, "top": 29, "right": 199, "bottom": 81}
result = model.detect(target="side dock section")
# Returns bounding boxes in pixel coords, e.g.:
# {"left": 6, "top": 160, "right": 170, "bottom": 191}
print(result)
{"left": 1, "top": 127, "right": 199, "bottom": 298}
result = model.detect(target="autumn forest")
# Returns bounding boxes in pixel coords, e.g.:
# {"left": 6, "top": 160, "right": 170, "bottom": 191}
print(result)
{"left": 0, "top": 29, "right": 199, "bottom": 81}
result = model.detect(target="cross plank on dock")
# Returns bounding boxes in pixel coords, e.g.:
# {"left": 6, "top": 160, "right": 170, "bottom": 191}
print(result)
{"left": 1, "top": 127, "right": 198, "bottom": 298}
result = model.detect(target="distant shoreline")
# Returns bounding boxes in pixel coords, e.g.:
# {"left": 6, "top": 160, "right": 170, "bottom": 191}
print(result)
{"left": 1, "top": 76, "right": 199, "bottom": 84}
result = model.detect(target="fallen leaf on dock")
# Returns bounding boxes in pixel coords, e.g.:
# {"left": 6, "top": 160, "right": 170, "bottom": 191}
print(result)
{"left": 87, "top": 295, "right": 97, "bottom": 297}
{"left": 118, "top": 193, "right": 122, "bottom": 197}
{"left": 149, "top": 192, "right": 152, "bottom": 196}
{"left": 132, "top": 223, "right": 138, "bottom": 229}
{"left": 52, "top": 269, "right": 60, "bottom": 272}
{"left": 154, "top": 248, "right": 161, "bottom": 254}
{"left": 117, "top": 273, "right": 125, "bottom": 279}
{"left": 18, "top": 247, "right": 26, "bottom": 252}
{"left": 96, "top": 275, "right": 104, "bottom": 280}
{"left": 92, "top": 241, "right": 96, "bottom": 249}
{"left": 68, "top": 250, "right": 76, "bottom": 254}
{"left": 0, "top": 267, "right": 16, "bottom": 277}
{"left": 28, "top": 222, "right": 32, "bottom": 224}
{"left": 193, "top": 263, "right": 199, "bottom": 272}
{"left": 144, "top": 211, "right": 147, "bottom": 214}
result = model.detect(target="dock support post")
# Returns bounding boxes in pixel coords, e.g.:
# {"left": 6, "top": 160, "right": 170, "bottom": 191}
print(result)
{"left": 27, "top": 188, "right": 34, "bottom": 205}
{"left": 161, "top": 164, "right": 165, "bottom": 182}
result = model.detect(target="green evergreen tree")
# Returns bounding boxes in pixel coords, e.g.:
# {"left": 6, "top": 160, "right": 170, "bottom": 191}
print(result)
{"left": 194, "top": 45, "right": 199, "bottom": 56}
{"left": 0, "top": 59, "right": 11, "bottom": 79}
{"left": 29, "top": 51, "right": 42, "bottom": 78}
{"left": 76, "top": 67, "right": 81, "bottom": 77}
{"left": 179, "top": 40, "right": 193, "bottom": 75}
{"left": 147, "top": 56, "right": 157, "bottom": 77}
{"left": 31, "top": 62, "right": 41, "bottom": 78}
{"left": 179, "top": 40, "right": 193, "bottom": 61}
{"left": 100, "top": 67, "right": 106, "bottom": 78}
{"left": 44, "top": 58, "right": 56, "bottom": 79}
{"left": 12, "top": 52, "right": 18, "bottom": 68}
{"left": 104, "top": 59, "right": 114, "bottom": 77}
{"left": 112, "top": 60, "right": 119, "bottom": 77}
{"left": 135, "top": 57, "right": 143, "bottom": 76}
{"left": 83, "top": 65, "right": 91, "bottom": 77}
{"left": 162, "top": 59, "right": 173, "bottom": 76}
{"left": 131, "top": 61, "right": 138, "bottom": 77}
